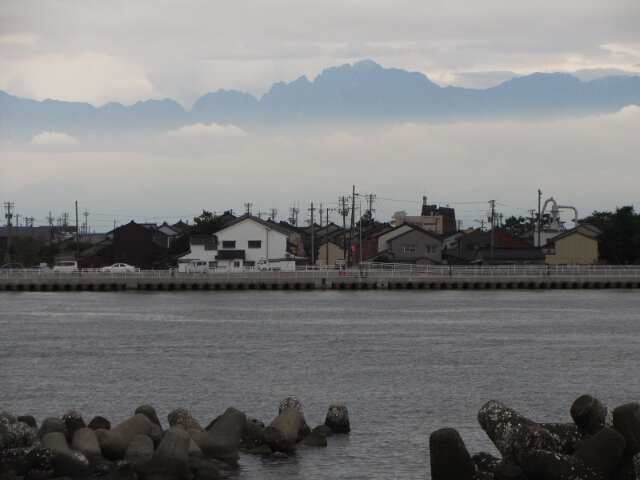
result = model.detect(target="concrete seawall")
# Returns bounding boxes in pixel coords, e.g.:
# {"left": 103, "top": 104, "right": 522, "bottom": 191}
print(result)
{"left": 2, "top": 273, "right": 640, "bottom": 292}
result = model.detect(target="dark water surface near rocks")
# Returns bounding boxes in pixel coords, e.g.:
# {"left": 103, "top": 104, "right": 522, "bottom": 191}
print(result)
{"left": 1, "top": 290, "right": 639, "bottom": 478}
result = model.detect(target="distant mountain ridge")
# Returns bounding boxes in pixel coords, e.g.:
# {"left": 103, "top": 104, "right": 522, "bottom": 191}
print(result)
{"left": 2, "top": 60, "right": 640, "bottom": 140}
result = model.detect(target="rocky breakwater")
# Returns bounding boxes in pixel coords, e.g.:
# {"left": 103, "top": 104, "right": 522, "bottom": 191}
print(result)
{"left": 0, "top": 397, "right": 350, "bottom": 479}
{"left": 430, "top": 395, "right": 640, "bottom": 480}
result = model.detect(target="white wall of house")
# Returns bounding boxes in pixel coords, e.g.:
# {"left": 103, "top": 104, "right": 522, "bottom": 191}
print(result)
{"left": 177, "top": 242, "right": 219, "bottom": 272}
{"left": 217, "top": 218, "right": 289, "bottom": 266}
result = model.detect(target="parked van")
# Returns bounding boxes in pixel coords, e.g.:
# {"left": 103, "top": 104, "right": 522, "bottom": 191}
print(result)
{"left": 186, "top": 260, "right": 210, "bottom": 273}
{"left": 53, "top": 260, "right": 78, "bottom": 273}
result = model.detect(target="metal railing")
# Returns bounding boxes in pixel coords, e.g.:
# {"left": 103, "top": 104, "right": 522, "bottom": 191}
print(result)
{"left": 2, "top": 264, "right": 640, "bottom": 279}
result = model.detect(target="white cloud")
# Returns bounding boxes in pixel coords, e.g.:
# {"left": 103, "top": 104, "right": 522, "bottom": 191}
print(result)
{"left": 30, "top": 131, "right": 78, "bottom": 146}
{"left": 164, "top": 123, "right": 247, "bottom": 139}
{"left": 0, "top": 53, "right": 154, "bottom": 106}
{"left": 5, "top": 106, "right": 638, "bottom": 229}
{"left": 1, "top": 1, "right": 639, "bottom": 104}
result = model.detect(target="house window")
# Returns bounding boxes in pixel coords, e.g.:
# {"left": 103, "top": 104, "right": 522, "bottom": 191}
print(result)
{"left": 425, "top": 245, "right": 437, "bottom": 254}
{"left": 222, "top": 240, "right": 236, "bottom": 249}
{"left": 248, "top": 240, "right": 262, "bottom": 248}
{"left": 403, "top": 244, "right": 416, "bottom": 252}
{"left": 233, "top": 261, "right": 241, "bottom": 268}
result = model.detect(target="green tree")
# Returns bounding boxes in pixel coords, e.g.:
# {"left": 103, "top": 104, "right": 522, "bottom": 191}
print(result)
{"left": 9, "top": 236, "right": 59, "bottom": 266}
{"left": 502, "top": 216, "right": 532, "bottom": 236}
{"left": 357, "top": 210, "right": 383, "bottom": 229}
{"left": 581, "top": 206, "right": 640, "bottom": 264}
{"left": 190, "top": 210, "right": 230, "bottom": 236}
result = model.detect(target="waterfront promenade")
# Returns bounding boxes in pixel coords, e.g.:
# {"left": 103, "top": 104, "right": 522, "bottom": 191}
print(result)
{"left": 2, "top": 265, "right": 640, "bottom": 292}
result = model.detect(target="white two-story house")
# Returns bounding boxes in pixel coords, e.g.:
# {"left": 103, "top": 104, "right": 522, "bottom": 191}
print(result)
{"left": 216, "top": 214, "right": 298, "bottom": 271}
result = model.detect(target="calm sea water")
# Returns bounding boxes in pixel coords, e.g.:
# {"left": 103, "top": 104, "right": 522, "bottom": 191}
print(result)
{"left": 1, "top": 290, "right": 639, "bottom": 479}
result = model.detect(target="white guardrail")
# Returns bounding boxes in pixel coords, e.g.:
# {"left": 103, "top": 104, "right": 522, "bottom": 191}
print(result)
{"left": 1, "top": 263, "right": 640, "bottom": 279}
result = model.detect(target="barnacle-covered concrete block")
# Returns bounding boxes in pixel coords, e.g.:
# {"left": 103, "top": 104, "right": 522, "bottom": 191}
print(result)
{"left": 477, "top": 400, "right": 557, "bottom": 463}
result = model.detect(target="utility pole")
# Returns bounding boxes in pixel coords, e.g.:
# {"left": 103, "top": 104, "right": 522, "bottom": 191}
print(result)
{"left": 47, "top": 212, "right": 54, "bottom": 245}
{"left": 75, "top": 201, "right": 80, "bottom": 257}
{"left": 324, "top": 207, "right": 335, "bottom": 265}
{"left": 270, "top": 208, "right": 278, "bottom": 222}
{"left": 14, "top": 214, "right": 21, "bottom": 228}
{"left": 363, "top": 193, "right": 376, "bottom": 219}
{"left": 4, "top": 202, "right": 14, "bottom": 262}
{"left": 288, "top": 206, "right": 299, "bottom": 226}
{"left": 309, "top": 202, "right": 316, "bottom": 265}
{"left": 489, "top": 200, "right": 496, "bottom": 264}
{"left": 339, "top": 196, "right": 349, "bottom": 267}
{"left": 349, "top": 186, "right": 357, "bottom": 267}
{"left": 83, "top": 210, "right": 89, "bottom": 235}
{"left": 537, "top": 189, "right": 542, "bottom": 247}
{"left": 244, "top": 203, "right": 253, "bottom": 215}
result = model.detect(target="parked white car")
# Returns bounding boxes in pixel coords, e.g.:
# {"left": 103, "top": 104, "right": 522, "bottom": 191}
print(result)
{"left": 101, "top": 263, "right": 137, "bottom": 274}
{"left": 53, "top": 261, "right": 79, "bottom": 273}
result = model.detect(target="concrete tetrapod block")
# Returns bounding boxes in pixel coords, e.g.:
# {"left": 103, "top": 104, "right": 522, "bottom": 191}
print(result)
{"left": 570, "top": 394, "right": 613, "bottom": 436}
{"left": 41, "top": 431, "right": 71, "bottom": 454}
{"left": 0, "top": 419, "right": 38, "bottom": 454}
{"left": 88, "top": 416, "right": 111, "bottom": 431}
{"left": 135, "top": 405, "right": 162, "bottom": 427}
{"left": 261, "top": 407, "right": 305, "bottom": 453}
{"left": 519, "top": 450, "right": 601, "bottom": 480}
{"left": 124, "top": 434, "right": 154, "bottom": 473}
{"left": 477, "top": 400, "right": 557, "bottom": 463}
{"left": 39, "top": 417, "right": 66, "bottom": 437}
{"left": 429, "top": 428, "right": 477, "bottom": 480}
{"left": 51, "top": 450, "right": 93, "bottom": 478}
{"left": 144, "top": 426, "right": 193, "bottom": 480}
{"left": 95, "top": 428, "right": 129, "bottom": 461}
{"left": 202, "top": 407, "right": 246, "bottom": 464}
{"left": 71, "top": 426, "right": 103, "bottom": 461}
{"left": 112, "top": 413, "right": 156, "bottom": 444}
{"left": 572, "top": 426, "right": 626, "bottom": 477}
{"left": 168, "top": 408, "right": 204, "bottom": 432}
{"left": 62, "top": 411, "right": 86, "bottom": 442}
{"left": 613, "top": 402, "right": 640, "bottom": 456}
{"left": 239, "top": 417, "right": 265, "bottom": 450}
{"left": 17, "top": 415, "right": 37, "bottom": 428}
{"left": 540, "top": 422, "right": 584, "bottom": 454}
{"left": 324, "top": 405, "right": 350, "bottom": 434}
{"left": 279, "top": 396, "right": 303, "bottom": 413}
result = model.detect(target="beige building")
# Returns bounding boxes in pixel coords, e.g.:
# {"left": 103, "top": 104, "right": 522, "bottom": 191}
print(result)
{"left": 316, "top": 239, "right": 345, "bottom": 267}
{"left": 544, "top": 224, "right": 600, "bottom": 265}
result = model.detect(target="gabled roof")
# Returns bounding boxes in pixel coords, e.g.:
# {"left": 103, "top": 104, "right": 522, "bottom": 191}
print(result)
{"left": 223, "top": 214, "right": 293, "bottom": 237}
{"left": 549, "top": 224, "right": 601, "bottom": 243}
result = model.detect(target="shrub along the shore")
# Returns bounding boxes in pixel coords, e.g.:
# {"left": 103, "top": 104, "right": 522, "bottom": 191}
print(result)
{"left": 0, "top": 397, "right": 350, "bottom": 479}
{"left": 430, "top": 395, "right": 640, "bottom": 480}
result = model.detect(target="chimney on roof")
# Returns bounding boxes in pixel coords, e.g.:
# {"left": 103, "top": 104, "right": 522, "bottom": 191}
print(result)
{"left": 423, "top": 196, "right": 427, "bottom": 205}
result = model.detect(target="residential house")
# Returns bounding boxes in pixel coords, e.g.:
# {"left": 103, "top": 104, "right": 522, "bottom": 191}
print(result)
{"left": 215, "top": 214, "right": 301, "bottom": 271}
{"left": 111, "top": 221, "right": 169, "bottom": 269}
{"left": 544, "top": 224, "right": 600, "bottom": 265}
{"left": 373, "top": 223, "right": 443, "bottom": 264}
{"left": 446, "top": 228, "right": 544, "bottom": 265}
{"left": 176, "top": 234, "right": 218, "bottom": 272}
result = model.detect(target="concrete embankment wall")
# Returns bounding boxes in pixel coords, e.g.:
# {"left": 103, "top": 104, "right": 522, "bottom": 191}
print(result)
{"left": 2, "top": 274, "right": 640, "bottom": 292}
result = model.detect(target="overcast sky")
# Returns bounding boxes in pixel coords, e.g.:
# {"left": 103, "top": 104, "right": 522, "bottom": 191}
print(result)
{"left": 1, "top": 0, "right": 640, "bottom": 230}
{"left": 2, "top": 0, "right": 639, "bottom": 107}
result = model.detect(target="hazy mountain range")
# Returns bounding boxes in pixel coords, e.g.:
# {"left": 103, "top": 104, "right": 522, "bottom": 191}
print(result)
{"left": 2, "top": 59, "right": 640, "bottom": 141}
